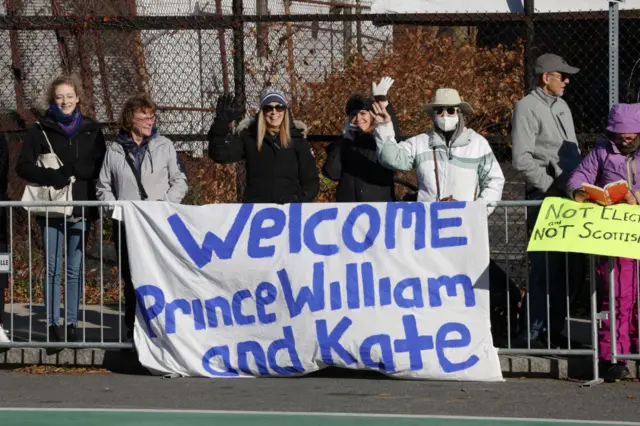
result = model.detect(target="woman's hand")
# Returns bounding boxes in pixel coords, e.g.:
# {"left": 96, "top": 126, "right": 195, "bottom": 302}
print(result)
{"left": 372, "top": 77, "right": 394, "bottom": 99}
{"left": 440, "top": 195, "right": 458, "bottom": 202}
{"left": 215, "top": 94, "right": 243, "bottom": 124}
{"left": 624, "top": 191, "right": 637, "bottom": 205}
{"left": 343, "top": 116, "right": 358, "bottom": 141}
{"left": 572, "top": 189, "right": 589, "bottom": 203}
{"left": 372, "top": 101, "right": 391, "bottom": 125}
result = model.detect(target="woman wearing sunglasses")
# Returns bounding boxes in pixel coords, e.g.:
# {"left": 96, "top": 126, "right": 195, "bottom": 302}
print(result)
{"left": 323, "top": 77, "right": 403, "bottom": 202}
{"left": 208, "top": 88, "right": 319, "bottom": 204}
{"left": 372, "top": 88, "right": 504, "bottom": 213}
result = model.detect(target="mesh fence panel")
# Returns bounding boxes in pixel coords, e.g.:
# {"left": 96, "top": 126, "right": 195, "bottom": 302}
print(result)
{"left": 1, "top": 1, "right": 639, "bottom": 296}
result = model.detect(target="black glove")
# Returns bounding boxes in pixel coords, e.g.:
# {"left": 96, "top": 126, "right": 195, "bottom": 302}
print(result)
{"left": 59, "top": 162, "right": 74, "bottom": 178}
{"left": 51, "top": 172, "right": 70, "bottom": 190}
{"left": 214, "top": 94, "right": 244, "bottom": 125}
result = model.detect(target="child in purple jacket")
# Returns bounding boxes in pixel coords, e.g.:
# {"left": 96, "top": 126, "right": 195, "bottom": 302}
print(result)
{"left": 568, "top": 103, "right": 640, "bottom": 382}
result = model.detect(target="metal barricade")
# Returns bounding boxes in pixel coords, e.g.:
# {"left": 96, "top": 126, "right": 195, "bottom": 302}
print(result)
{"left": 488, "top": 201, "right": 602, "bottom": 387}
{"left": 607, "top": 259, "right": 640, "bottom": 366}
{"left": 0, "top": 200, "right": 131, "bottom": 350}
{"left": 0, "top": 200, "right": 606, "bottom": 385}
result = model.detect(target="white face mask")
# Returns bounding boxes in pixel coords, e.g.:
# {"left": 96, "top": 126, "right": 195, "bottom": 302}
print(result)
{"left": 435, "top": 115, "right": 459, "bottom": 132}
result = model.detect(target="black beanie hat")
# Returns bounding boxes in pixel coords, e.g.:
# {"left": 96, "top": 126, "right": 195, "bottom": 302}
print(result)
{"left": 345, "top": 94, "right": 373, "bottom": 116}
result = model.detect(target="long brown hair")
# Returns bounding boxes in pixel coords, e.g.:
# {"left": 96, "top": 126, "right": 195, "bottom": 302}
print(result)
{"left": 257, "top": 110, "right": 291, "bottom": 151}
{"left": 43, "top": 73, "right": 87, "bottom": 115}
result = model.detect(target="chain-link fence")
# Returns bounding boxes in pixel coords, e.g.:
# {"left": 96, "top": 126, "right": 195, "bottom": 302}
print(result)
{"left": 1, "top": 1, "right": 639, "bottom": 302}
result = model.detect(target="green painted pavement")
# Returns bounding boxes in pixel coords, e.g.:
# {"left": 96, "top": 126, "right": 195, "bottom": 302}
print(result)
{"left": 1, "top": 411, "right": 639, "bottom": 426}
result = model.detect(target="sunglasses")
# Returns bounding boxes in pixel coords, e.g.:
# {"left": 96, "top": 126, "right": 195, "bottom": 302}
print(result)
{"left": 262, "top": 105, "right": 287, "bottom": 113}
{"left": 434, "top": 107, "right": 458, "bottom": 116}
{"left": 550, "top": 72, "right": 571, "bottom": 81}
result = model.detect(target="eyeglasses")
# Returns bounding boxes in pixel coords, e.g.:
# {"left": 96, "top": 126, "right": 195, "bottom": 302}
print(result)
{"left": 434, "top": 107, "right": 458, "bottom": 116}
{"left": 133, "top": 116, "right": 156, "bottom": 123}
{"left": 262, "top": 105, "right": 287, "bottom": 113}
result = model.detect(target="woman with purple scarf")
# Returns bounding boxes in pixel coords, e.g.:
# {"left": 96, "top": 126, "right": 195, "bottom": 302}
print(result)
{"left": 16, "top": 74, "right": 106, "bottom": 343}
{"left": 567, "top": 103, "right": 640, "bottom": 382}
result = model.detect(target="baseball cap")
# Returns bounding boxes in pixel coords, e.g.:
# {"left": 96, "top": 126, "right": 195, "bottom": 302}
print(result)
{"left": 534, "top": 53, "right": 580, "bottom": 75}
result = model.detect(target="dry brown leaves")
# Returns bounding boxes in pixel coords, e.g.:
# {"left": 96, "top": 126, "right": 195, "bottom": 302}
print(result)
{"left": 6, "top": 283, "right": 121, "bottom": 304}
{"left": 295, "top": 26, "right": 525, "bottom": 137}
{"left": 14, "top": 365, "right": 111, "bottom": 375}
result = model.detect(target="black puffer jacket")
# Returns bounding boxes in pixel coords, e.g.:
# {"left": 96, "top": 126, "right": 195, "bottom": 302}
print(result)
{"left": 208, "top": 113, "right": 319, "bottom": 204}
{"left": 16, "top": 116, "right": 106, "bottom": 218}
{"left": 323, "top": 103, "right": 402, "bottom": 202}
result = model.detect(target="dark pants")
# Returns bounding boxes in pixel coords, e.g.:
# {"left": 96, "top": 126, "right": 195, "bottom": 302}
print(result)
{"left": 526, "top": 189, "right": 586, "bottom": 340}
{"left": 112, "top": 221, "right": 136, "bottom": 332}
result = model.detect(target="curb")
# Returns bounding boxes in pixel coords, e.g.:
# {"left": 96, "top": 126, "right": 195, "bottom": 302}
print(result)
{"left": 3, "top": 348, "right": 637, "bottom": 380}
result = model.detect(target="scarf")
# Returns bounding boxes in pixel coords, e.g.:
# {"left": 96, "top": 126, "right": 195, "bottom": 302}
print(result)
{"left": 47, "top": 104, "right": 83, "bottom": 137}
{"left": 116, "top": 128, "right": 157, "bottom": 174}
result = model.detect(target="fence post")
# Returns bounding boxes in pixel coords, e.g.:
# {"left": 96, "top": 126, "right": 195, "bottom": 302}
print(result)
{"left": 216, "top": 0, "right": 231, "bottom": 95}
{"left": 4, "top": 0, "right": 34, "bottom": 125}
{"left": 609, "top": 0, "right": 620, "bottom": 107}
{"left": 232, "top": 0, "right": 246, "bottom": 109}
{"left": 51, "top": 0, "right": 72, "bottom": 73}
{"left": 524, "top": 0, "right": 535, "bottom": 93}
{"left": 284, "top": 0, "right": 297, "bottom": 107}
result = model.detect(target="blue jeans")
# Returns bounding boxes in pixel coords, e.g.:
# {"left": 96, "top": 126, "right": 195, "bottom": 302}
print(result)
{"left": 37, "top": 218, "right": 91, "bottom": 326}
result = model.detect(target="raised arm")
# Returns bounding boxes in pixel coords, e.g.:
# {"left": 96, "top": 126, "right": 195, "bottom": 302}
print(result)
{"left": 207, "top": 94, "right": 246, "bottom": 164}
{"left": 372, "top": 101, "right": 416, "bottom": 172}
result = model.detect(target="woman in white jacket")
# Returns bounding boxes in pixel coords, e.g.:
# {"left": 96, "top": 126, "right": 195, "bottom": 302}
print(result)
{"left": 372, "top": 88, "right": 505, "bottom": 213}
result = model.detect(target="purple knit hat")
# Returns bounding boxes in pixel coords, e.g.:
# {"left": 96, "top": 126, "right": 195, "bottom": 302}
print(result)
{"left": 606, "top": 103, "right": 640, "bottom": 134}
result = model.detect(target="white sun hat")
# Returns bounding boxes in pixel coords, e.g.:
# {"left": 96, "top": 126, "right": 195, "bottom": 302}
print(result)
{"left": 422, "top": 88, "right": 473, "bottom": 115}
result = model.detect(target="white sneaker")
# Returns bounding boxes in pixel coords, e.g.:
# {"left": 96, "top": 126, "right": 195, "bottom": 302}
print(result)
{"left": 0, "top": 325, "right": 9, "bottom": 343}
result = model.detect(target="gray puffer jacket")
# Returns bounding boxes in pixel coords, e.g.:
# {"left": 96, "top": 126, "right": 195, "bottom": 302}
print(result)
{"left": 96, "top": 132, "right": 188, "bottom": 203}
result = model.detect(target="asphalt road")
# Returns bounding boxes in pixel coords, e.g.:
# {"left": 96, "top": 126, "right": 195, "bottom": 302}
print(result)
{"left": 1, "top": 370, "right": 639, "bottom": 424}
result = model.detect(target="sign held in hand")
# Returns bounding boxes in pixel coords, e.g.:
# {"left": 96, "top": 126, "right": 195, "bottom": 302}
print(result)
{"left": 527, "top": 197, "right": 640, "bottom": 259}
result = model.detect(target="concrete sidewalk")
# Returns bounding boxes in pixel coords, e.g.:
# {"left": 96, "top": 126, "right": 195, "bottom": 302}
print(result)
{"left": 0, "top": 304, "right": 636, "bottom": 380}
{"left": 2, "top": 303, "right": 129, "bottom": 343}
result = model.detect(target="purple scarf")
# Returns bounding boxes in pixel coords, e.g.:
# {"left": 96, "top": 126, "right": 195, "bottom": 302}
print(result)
{"left": 47, "top": 104, "right": 83, "bottom": 137}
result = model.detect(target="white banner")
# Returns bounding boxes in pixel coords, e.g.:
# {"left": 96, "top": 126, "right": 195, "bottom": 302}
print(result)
{"left": 122, "top": 201, "right": 503, "bottom": 382}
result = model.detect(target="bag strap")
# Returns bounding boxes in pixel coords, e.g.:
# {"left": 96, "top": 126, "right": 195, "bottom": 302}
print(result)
{"left": 124, "top": 153, "right": 149, "bottom": 200}
{"left": 36, "top": 122, "right": 63, "bottom": 167}
{"left": 432, "top": 149, "right": 441, "bottom": 201}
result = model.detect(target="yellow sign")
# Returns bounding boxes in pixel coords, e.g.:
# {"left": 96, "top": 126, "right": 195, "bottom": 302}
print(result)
{"left": 527, "top": 197, "right": 640, "bottom": 259}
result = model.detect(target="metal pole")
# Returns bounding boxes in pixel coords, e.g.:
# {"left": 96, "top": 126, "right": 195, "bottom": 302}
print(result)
{"left": 284, "top": 0, "right": 297, "bottom": 107}
{"left": 609, "top": 256, "right": 617, "bottom": 364}
{"left": 581, "top": 255, "right": 604, "bottom": 387}
{"left": 216, "top": 0, "right": 231, "bottom": 95}
{"left": 524, "top": 0, "right": 535, "bottom": 93}
{"left": 232, "top": 0, "right": 246, "bottom": 108}
{"left": 609, "top": 1, "right": 620, "bottom": 108}
{"left": 355, "top": 0, "right": 362, "bottom": 56}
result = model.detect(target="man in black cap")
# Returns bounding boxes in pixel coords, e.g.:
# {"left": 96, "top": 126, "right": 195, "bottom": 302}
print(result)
{"left": 511, "top": 53, "right": 584, "bottom": 349}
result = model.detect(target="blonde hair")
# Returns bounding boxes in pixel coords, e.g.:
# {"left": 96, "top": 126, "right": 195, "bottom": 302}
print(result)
{"left": 257, "top": 110, "right": 292, "bottom": 151}
{"left": 43, "top": 73, "right": 87, "bottom": 115}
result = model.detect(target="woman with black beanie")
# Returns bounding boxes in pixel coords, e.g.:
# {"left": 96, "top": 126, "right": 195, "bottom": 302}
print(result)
{"left": 323, "top": 76, "right": 402, "bottom": 202}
